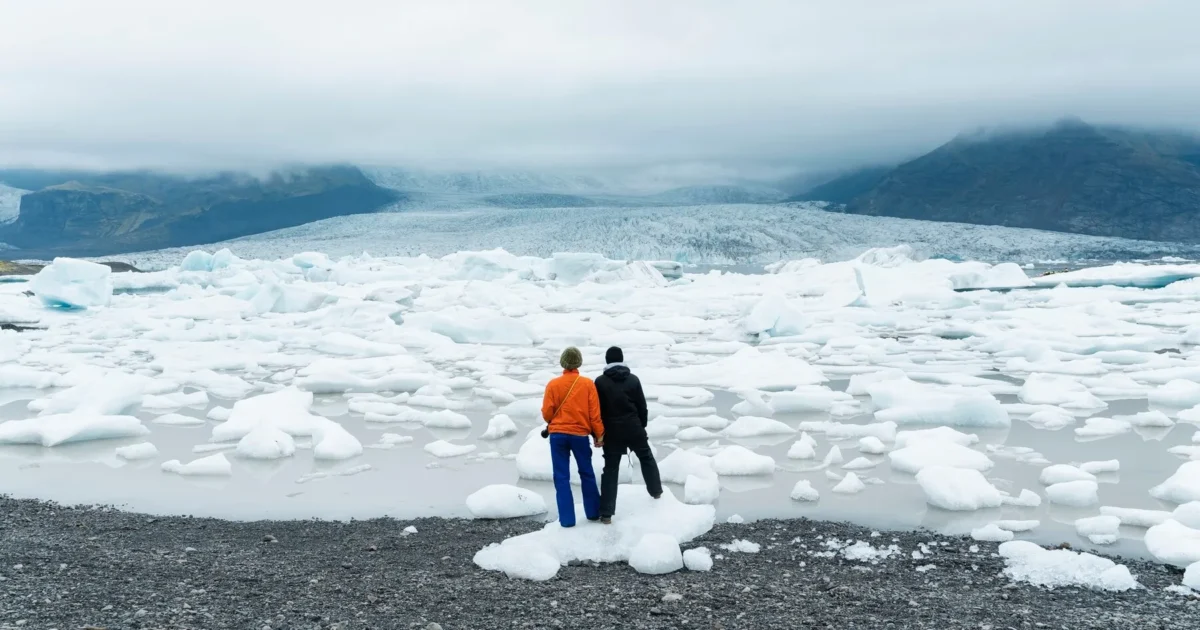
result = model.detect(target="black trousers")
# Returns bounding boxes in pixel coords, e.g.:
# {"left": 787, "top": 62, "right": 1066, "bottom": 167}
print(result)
{"left": 599, "top": 433, "right": 663, "bottom": 518}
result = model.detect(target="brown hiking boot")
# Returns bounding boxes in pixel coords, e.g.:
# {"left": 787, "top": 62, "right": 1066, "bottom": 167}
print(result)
{"left": 600, "top": 517, "right": 612, "bottom": 525}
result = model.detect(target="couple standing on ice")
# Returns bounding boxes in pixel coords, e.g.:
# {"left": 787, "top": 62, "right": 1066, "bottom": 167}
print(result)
{"left": 540, "top": 345, "right": 663, "bottom": 526}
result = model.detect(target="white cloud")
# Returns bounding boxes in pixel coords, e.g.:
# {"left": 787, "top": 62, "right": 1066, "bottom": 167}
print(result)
{"left": 1, "top": 0, "right": 1198, "bottom": 172}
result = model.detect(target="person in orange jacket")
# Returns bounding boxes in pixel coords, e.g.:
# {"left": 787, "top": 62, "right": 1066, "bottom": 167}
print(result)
{"left": 541, "top": 346, "right": 605, "bottom": 527}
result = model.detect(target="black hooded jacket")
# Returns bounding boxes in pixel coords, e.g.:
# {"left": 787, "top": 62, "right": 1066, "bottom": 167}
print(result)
{"left": 594, "top": 364, "right": 649, "bottom": 440}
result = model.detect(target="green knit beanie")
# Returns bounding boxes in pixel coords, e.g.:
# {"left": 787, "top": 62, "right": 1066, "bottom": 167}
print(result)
{"left": 560, "top": 346, "right": 583, "bottom": 370}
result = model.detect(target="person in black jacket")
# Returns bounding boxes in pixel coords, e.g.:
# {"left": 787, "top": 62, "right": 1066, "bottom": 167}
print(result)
{"left": 593, "top": 346, "right": 663, "bottom": 523}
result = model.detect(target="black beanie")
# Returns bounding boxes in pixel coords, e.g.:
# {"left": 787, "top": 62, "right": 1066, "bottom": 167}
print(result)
{"left": 605, "top": 346, "right": 624, "bottom": 364}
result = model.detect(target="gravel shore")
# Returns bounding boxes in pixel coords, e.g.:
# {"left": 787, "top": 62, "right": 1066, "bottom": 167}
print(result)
{"left": 1, "top": 496, "right": 1197, "bottom": 629}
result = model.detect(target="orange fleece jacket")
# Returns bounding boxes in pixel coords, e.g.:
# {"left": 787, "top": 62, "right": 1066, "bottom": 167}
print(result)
{"left": 542, "top": 369, "right": 604, "bottom": 441}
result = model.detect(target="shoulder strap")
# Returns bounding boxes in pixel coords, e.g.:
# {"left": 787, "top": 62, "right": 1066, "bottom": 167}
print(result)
{"left": 549, "top": 376, "right": 582, "bottom": 422}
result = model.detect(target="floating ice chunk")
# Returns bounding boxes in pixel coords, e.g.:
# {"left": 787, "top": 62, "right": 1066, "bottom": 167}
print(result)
{"left": 842, "top": 457, "right": 877, "bottom": 471}
{"left": 311, "top": 419, "right": 363, "bottom": 461}
{"left": 115, "top": 442, "right": 158, "bottom": 460}
{"left": 915, "top": 466, "right": 1003, "bottom": 511}
{"left": 1018, "top": 374, "right": 1107, "bottom": 410}
{"left": 645, "top": 421, "right": 681, "bottom": 438}
{"left": 740, "top": 294, "right": 806, "bottom": 337}
{"left": 767, "top": 386, "right": 855, "bottom": 414}
{"left": 1099, "top": 506, "right": 1170, "bottom": 528}
{"left": 972, "top": 524, "right": 1014, "bottom": 543}
{"left": 497, "top": 398, "right": 544, "bottom": 421}
{"left": 236, "top": 427, "right": 296, "bottom": 460}
{"left": 516, "top": 433, "right": 628, "bottom": 484}
{"left": 894, "top": 426, "right": 979, "bottom": 448}
{"left": 1144, "top": 519, "right": 1200, "bottom": 567}
{"left": 0, "top": 414, "right": 148, "bottom": 447}
{"left": 800, "top": 420, "right": 897, "bottom": 442}
{"left": 651, "top": 386, "right": 715, "bottom": 407}
{"left": 1045, "top": 480, "right": 1100, "bottom": 507}
{"left": 1151, "top": 462, "right": 1200, "bottom": 504}
{"left": 1115, "top": 410, "right": 1174, "bottom": 428}
{"left": 180, "top": 250, "right": 216, "bottom": 272}
{"left": 420, "top": 409, "right": 473, "bottom": 430}
{"left": 415, "top": 309, "right": 540, "bottom": 346}
{"left": 1074, "top": 417, "right": 1132, "bottom": 439}
{"left": 1001, "top": 489, "right": 1043, "bottom": 508}
{"left": 726, "top": 514, "right": 745, "bottom": 524}
{"left": 677, "top": 427, "right": 719, "bottom": 441}
{"left": 162, "top": 453, "right": 232, "bottom": 477}
{"left": 30, "top": 258, "right": 113, "bottom": 309}
{"left": 790, "top": 480, "right": 820, "bottom": 502}
{"left": 1025, "top": 408, "right": 1076, "bottom": 430}
{"left": 1075, "top": 515, "right": 1121, "bottom": 545}
{"left": 141, "top": 390, "right": 209, "bottom": 410}
{"left": 466, "top": 485, "right": 547, "bottom": 519}
{"left": 857, "top": 436, "right": 888, "bottom": 454}
{"left": 33, "top": 371, "right": 164, "bottom": 416}
{"left": 684, "top": 475, "right": 720, "bottom": 505}
{"left": 868, "top": 379, "right": 1010, "bottom": 428}
{"left": 641, "top": 347, "right": 826, "bottom": 391}
{"left": 889, "top": 441, "right": 993, "bottom": 475}
{"left": 474, "top": 487, "right": 713, "bottom": 580}
{"left": 658, "top": 448, "right": 717, "bottom": 484}
{"left": 1149, "top": 380, "right": 1200, "bottom": 408}
{"left": 720, "top": 416, "right": 796, "bottom": 438}
{"left": 832, "top": 472, "right": 866, "bottom": 494}
{"left": 480, "top": 414, "right": 518, "bottom": 440}
{"left": 683, "top": 547, "right": 713, "bottom": 571}
{"left": 1080, "top": 460, "right": 1120, "bottom": 475}
{"left": 424, "top": 440, "right": 477, "bottom": 458}
{"left": 998, "top": 541, "right": 1137, "bottom": 591}
{"left": 822, "top": 445, "right": 844, "bottom": 467}
{"left": 207, "top": 406, "right": 232, "bottom": 422}
{"left": 152, "top": 413, "right": 205, "bottom": 427}
{"left": 1039, "top": 465, "right": 1097, "bottom": 486}
{"left": 177, "top": 369, "right": 256, "bottom": 400}
{"left": 995, "top": 520, "right": 1041, "bottom": 532}
{"left": 211, "top": 388, "right": 321, "bottom": 442}
{"left": 710, "top": 445, "right": 775, "bottom": 476}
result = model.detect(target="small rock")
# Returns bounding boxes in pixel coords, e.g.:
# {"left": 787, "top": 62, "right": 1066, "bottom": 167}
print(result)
{"left": 102, "top": 605, "right": 113, "bottom": 611}
{"left": 263, "top": 535, "right": 277, "bottom": 543}
{"left": 135, "top": 609, "right": 148, "bottom": 617}
{"left": 367, "top": 545, "right": 377, "bottom": 552}
{"left": 662, "top": 593, "right": 683, "bottom": 603}
{"left": 425, "top": 624, "right": 443, "bottom": 630}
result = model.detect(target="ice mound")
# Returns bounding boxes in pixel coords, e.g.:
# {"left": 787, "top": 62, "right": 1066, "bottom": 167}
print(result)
{"left": 1001, "top": 490, "right": 1043, "bottom": 508}
{"left": 893, "top": 426, "right": 978, "bottom": 448}
{"left": 1099, "top": 506, "right": 1170, "bottom": 528}
{"left": 867, "top": 379, "right": 1010, "bottom": 428}
{"left": 1145, "top": 519, "right": 1200, "bottom": 567}
{"left": 628, "top": 533, "right": 684, "bottom": 575}
{"left": 915, "top": 466, "right": 1003, "bottom": 511}
{"left": 799, "top": 420, "right": 897, "bottom": 442}
{"left": 466, "top": 484, "right": 547, "bottom": 519}
{"left": 857, "top": 436, "right": 888, "bottom": 454}
{"left": 162, "top": 453, "right": 233, "bottom": 477}
{"left": 888, "top": 441, "right": 993, "bottom": 475}
{"left": 658, "top": 448, "right": 717, "bottom": 484}
{"left": 761, "top": 386, "right": 855, "bottom": 414}
{"left": 822, "top": 445, "right": 844, "bottom": 467}
{"left": 710, "top": 445, "right": 775, "bottom": 476}
{"left": 152, "top": 413, "right": 205, "bottom": 427}
{"left": 740, "top": 294, "right": 806, "bottom": 337}
{"left": 676, "top": 427, "right": 719, "bottom": 441}
{"left": 1151, "top": 380, "right": 1200, "bottom": 409}
{"left": 1075, "top": 515, "right": 1121, "bottom": 545}
{"left": 32, "top": 371, "right": 167, "bottom": 416}
{"left": 998, "top": 541, "right": 1137, "bottom": 591}
{"left": 115, "top": 442, "right": 159, "bottom": 460}
{"left": 1025, "top": 408, "right": 1075, "bottom": 430}
{"left": 641, "top": 347, "right": 826, "bottom": 391}
{"left": 1045, "top": 480, "right": 1099, "bottom": 507}
{"left": 1150, "top": 462, "right": 1200, "bottom": 504}
{"left": 684, "top": 475, "right": 720, "bottom": 505}
{"left": 1039, "top": 465, "right": 1097, "bottom": 486}
{"left": 790, "top": 480, "right": 820, "bottom": 501}
{"left": 683, "top": 547, "right": 713, "bottom": 571}
{"left": 832, "top": 472, "right": 866, "bottom": 494}
{"left": 1080, "top": 460, "right": 1120, "bottom": 475}
{"left": 1114, "top": 410, "right": 1174, "bottom": 428}
{"left": 0, "top": 414, "right": 148, "bottom": 447}
{"left": 720, "top": 416, "right": 795, "bottom": 438}
{"left": 971, "top": 523, "right": 1014, "bottom": 543}
{"left": 412, "top": 309, "right": 540, "bottom": 346}
{"left": 1018, "top": 374, "right": 1106, "bottom": 410}
{"left": 842, "top": 457, "right": 876, "bottom": 470}
{"left": 515, "top": 432, "right": 628, "bottom": 484}
{"left": 29, "top": 258, "right": 113, "bottom": 309}
{"left": 473, "top": 487, "right": 713, "bottom": 581}
{"left": 1174, "top": 502, "right": 1200, "bottom": 529}
{"left": 424, "top": 440, "right": 477, "bottom": 458}
{"left": 1185, "top": 562, "right": 1200, "bottom": 591}
{"left": 1074, "top": 417, "right": 1132, "bottom": 439}
{"left": 141, "top": 390, "right": 209, "bottom": 410}
{"left": 212, "top": 388, "right": 362, "bottom": 461}
{"left": 480, "top": 414, "right": 518, "bottom": 440}
{"left": 236, "top": 427, "right": 296, "bottom": 460}
{"left": 996, "top": 520, "right": 1041, "bottom": 532}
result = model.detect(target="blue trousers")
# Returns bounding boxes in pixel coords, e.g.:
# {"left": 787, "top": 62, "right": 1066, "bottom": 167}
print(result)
{"left": 549, "top": 433, "right": 600, "bottom": 527}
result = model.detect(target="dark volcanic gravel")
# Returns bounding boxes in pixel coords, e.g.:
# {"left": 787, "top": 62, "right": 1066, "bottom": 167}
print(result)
{"left": 1, "top": 496, "right": 1197, "bottom": 629}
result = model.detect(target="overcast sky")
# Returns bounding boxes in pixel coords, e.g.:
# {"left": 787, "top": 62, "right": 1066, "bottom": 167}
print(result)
{"left": 2, "top": 0, "right": 1199, "bottom": 176}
